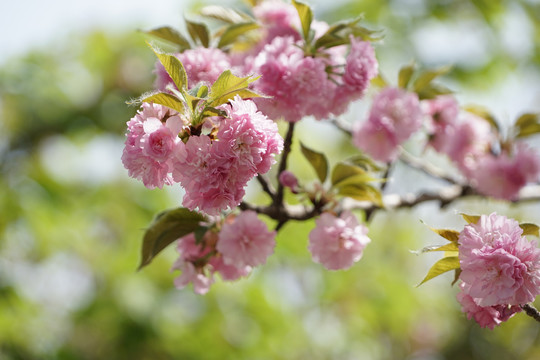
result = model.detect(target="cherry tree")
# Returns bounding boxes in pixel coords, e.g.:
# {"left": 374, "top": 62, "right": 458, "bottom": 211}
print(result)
{"left": 121, "top": 0, "right": 540, "bottom": 329}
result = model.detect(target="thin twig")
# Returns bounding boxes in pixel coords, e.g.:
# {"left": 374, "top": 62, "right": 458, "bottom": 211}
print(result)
{"left": 399, "top": 148, "right": 463, "bottom": 185}
{"left": 328, "top": 117, "right": 353, "bottom": 135}
{"left": 256, "top": 174, "right": 276, "bottom": 199}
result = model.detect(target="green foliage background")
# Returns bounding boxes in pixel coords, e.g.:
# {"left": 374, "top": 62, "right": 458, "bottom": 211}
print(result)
{"left": 1, "top": 0, "right": 539, "bottom": 359}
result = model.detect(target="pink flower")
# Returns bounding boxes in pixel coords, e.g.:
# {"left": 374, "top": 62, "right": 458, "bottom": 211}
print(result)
{"left": 217, "top": 211, "right": 276, "bottom": 268}
{"left": 279, "top": 170, "right": 299, "bottom": 192}
{"left": 459, "top": 213, "right": 540, "bottom": 306}
{"left": 353, "top": 87, "right": 422, "bottom": 162}
{"left": 154, "top": 47, "right": 231, "bottom": 90}
{"left": 308, "top": 211, "right": 371, "bottom": 270}
{"left": 343, "top": 37, "right": 378, "bottom": 95}
{"left": 218, "top": 96, "right": 284, "bottom": 174}
{"left": 423, "top": 95, "right": 460, "bottom": 153}
{"left": 171, "top": 97, "right": 283, "bottom": 215}
{"left": 121, "top": 103, "right": 184, "bottom": 189}
{"left": 252, "top": 0, "right": 301, "bottom": 43}
{"left": 456, "top": 283, "right": 521, "bottom": 329}
{"left": 171, "top": 260, "right": 214, "bottom": 295}
{"left": 466, "top": 144, "right": 540, "bottom": 200}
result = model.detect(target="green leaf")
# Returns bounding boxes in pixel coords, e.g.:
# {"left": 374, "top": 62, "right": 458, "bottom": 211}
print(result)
{"left": 398, "top": 63, "right": 415, "bottom": 89}
{"left": 418, "top": 256, "right": 460, "bottom": 286}
{"left": 331, "top": 162, "right": 365, "bottom": 186}
{"left": 128, "top": 92, "right": 185, "bottom": 113}
{"left": 196, "top": 85, "right": 209, "bottom": 98}
{"left": 202, "top": 106, "right": 228, "bottom": 118}
{"left": 300, "top": 142, "right": 328, "bottom": 183}
{"left": 207, "top": 70, "right": 261, "bottom": 107}
{"left": 313, "top": 17, "right": 381, "bottom": 49}
{"left": 416, "top": 83, "right": 453, "bottom": 100}
{"left": 515, "top": 113, "right": 540, "bottom": 138}
{"left": 412, "top": 65, "right": 452, "bottom": 93}
{"left": 145, "top": 26, "right": 191, "bottom": 50}
{"left": 200, "top": 5, "right": 251, "bottom": 24}
{"left": 138, "top": 208, "right": 206, "bottom": 270}
{"left": 149, "top": 44, "right": 188, "bottom": 91}
{"left": 185, "top": 19, "right": 210, "bottom": 47}
{"left": 461, "top": 213, "right": 480, "bottom": 224}
{"left": 292, "top": 0, "right": 313, "bottom": 42}
{"left": 462, "top": 105, "right": 499, "bottom": 132}
{"left": 347, "top": 154, "right": 383, "bottom": 172}
{"left": 520, "top": 223, "right": 540, "bottom": 237}
{"left": 451, "top": 268, "right": 462, "bottom": 286}
{"left": 418, "top": 242, "right": 459, "bottom": 253}
{"left": 423, "top": 223, "right": 460, "bottom": 243}
{"left": 337, "top": 184, "right": 383, "bottom": 207}
{"left": 217, "top": 22, "right": 260, "bottom": 48}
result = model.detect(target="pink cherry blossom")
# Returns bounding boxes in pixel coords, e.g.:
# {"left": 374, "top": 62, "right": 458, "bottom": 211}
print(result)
{"left": 343, "top": 37, "right": 378, "bottom": 96}
{"left": 279, "top": 170, "right": 299, "bottom": 192}
{"left": 171, "top": 260, "right": 214, "bottom": 295}
{"left": 171, "top": 97, "right": 283, "bottom": 215}
{"left": 252, "top": 0, "right": 301, "bottom": 43}
{"left": 121, "top": 103, "right": 184, "bottom": 189}
{"left": 308, "top": 211, "right": 371, "bottom": 270}
{"left": 353, "top": 87, "right": 422, "bottom": 162}
{"left": 458, "top": 213, "right": 540, "bottom": 306}
{"left": 423, "top": 95, "right": 460, "bottom": 153}
{"left": 466, "top": 143, "right": 540, "bottom": 200}
{"left": 217, "top": 211, "right": 276, "bottom": 268}
{"left": 456, "top": 283, "right": 521, "bottom": 329}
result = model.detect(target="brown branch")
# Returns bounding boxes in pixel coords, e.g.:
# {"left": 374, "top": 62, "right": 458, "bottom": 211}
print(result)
{"left": 256, "top": 174, "right": 276, "bottom": 199}
{"left": 521, "top": 303, "right": 540, "bottom": 323}
{"left": 275, "top": 122, "right": 296, "bottom": 204}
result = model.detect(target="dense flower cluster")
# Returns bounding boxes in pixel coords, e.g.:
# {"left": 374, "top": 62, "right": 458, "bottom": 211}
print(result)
{"left": 122, "top": 96, "right": 283, "bottom": 215}
{"left": 308, "top": 211, "right": 371, "bottom": 270}
{"left": 423, "top": 95, "right": 540, "bottom": 200}
{"left": 456, "top": 213, "right": 540, "bottom": 328}
{"left": 171, "top": 211, "right": 276, "bottom": 294}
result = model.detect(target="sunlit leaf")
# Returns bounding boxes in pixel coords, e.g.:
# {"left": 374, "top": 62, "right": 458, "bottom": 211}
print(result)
{"left": 461, "top": 213, "right": 480, "bottom": 224}
{"left": 300, "top": 142, "right": 328, "bottom": 183}
{"left": 418, "top": 242, "right": 459, "bottom": 253}
{"left": 217, "top": 22, "right": 260, "bottom": 48}
{"left": 128, "top": 92, "right": 185, "bottom": 113}
{"left": 149, "top": 44, "right": 188, "bottom": 91}
{"left": 347, "top": 154, "right": 383, "bottom": 172}
{"left": 207, "top": 70, "right": 261, "bottom": 107}
{"left": 200, "top": 5, "right": 251, "bottom": 24}
{"left": 520, "top": 223, "right": 540, "bottom": 237}
{"left": 418, "top": 256, "right": 460, "bottom": 286}
{"left": 331, "top": 162, "right": 365, "bottom": 186}
{"left": 423, "top": 222, "right": 460, "bottom": 243}
{"left": 292, "top": 0, "right": 313, "bottom": 42}
{"left": 139, "top": 208, "right": 206, "bottom": 270}
{"left": 412, "top": 65, "right": 452, "bottom": 93}
{"left": 185, "top": 19, "right": 210, "bottom": 47}
{"left": 452, "top": 268, "right": 462, "bottom": 286}
{"left": 515, "top": 113, "right": 540, "bottom": 138}
{"left": 145, "top": 26, "right": 191, "bottom": 50}
{"left": 337, "top": 183, "right": 383, "bottom": 207}
{"left": 398, "top": 63, "right": 415, "bottom": 89}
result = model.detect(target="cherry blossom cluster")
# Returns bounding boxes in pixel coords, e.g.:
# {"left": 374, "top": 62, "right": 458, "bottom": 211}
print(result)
{"left": 154, "top": 0, "right": 378, "bottom": 123}
{"left": 456, "top": 213, "right": 540, "bottom": 329}
{"left": 171, "top": 211, "right": 276, "bottom": 294}
{"left": 353, "top": 90, "right": 540, "bottom": 200}
{"left": 122, "top": 96, "right": 283, "bottom": 215}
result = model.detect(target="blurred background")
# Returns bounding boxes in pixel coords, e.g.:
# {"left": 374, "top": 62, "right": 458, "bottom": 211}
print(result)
{"left": 1, "top": 0, "right": 540, "bottom": 359}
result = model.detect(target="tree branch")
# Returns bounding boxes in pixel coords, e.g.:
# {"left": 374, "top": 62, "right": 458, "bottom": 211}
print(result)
{"left": 521, "top": 303, "right": 540, "bottom": 323}
{"left": 399, "top": 149, "right": 463, "bottom": 185}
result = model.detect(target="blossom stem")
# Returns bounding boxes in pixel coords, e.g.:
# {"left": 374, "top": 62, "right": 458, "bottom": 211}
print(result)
{"left": 521, "top": 303, "right": 540, "bottom": 323}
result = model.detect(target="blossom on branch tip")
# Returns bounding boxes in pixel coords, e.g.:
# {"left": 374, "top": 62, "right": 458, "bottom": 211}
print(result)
{"left": 458, "top": 213, "right": 540, "bottom": 306}
{"left": 308, "top": 211, "right": 371, "bottom": 270}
